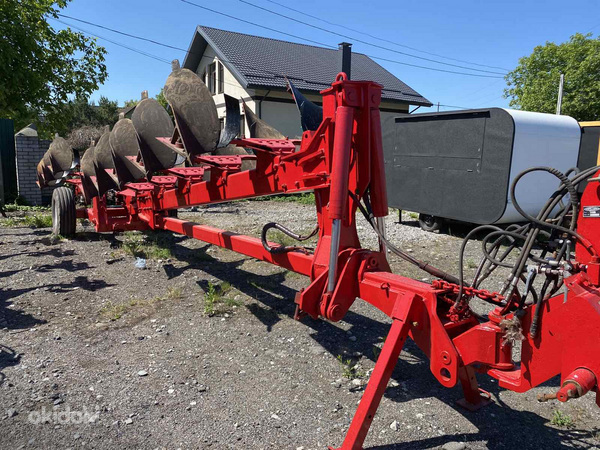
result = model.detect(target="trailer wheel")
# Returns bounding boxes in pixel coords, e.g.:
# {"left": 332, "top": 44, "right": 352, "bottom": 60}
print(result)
{"left": 418, "top": 214, "right": 443, "bottom": 232}
{"left": 52, "top": 186, "right": 76, "bottom": 237}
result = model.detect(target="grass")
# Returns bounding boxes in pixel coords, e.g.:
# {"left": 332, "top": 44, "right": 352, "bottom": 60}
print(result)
{"left": 0, "top": 214, "right": 53, "bottom": 228}
{"left": 203, "top": 281, "right": 240, "bottom": 316}
{"left": 3, "top": 203, "right": 50, "bottom": 212}
{"left": 99, "top": 286, "right": 183, "bottom": 321}
{"left": 251, "top": 192, "right": 315, "bottom": 205}
{"left": 550, "top": 410, "right": 574, "bottom": 428}
{"left": 100, "top": 301, "right": 136, "bottom": 321}
{"left": 466, "top": 258, "right": 478, "bottom": 269}
{"left": 121, "top": 231, "right": 172, "bottom": 260}
{"left": 337, "top": 355, "right": 365, "bottom": 379}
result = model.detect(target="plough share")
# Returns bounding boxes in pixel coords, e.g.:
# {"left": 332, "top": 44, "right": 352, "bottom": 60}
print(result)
{"left": 37, "top": 61, "right": 600, "bottom": 449}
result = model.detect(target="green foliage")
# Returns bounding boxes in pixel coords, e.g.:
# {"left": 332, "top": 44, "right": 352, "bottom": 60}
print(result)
{"left": 123, "top": 99, "right": 139, "bottom": 108}
{"left": 121, "top": 231, "right": 172, "bottom": 260}
{"left": 0, "top": 0, "right": 108, "bottom": 136}
{"left": 155, "top": 89, "right": 173, "bottom": 119}
{"left": 62, "top": 95, "right": 118, "bottom": 138}
{"left": 203, "top": 281, "right": 237, "bottom": 316}
{"left": 252, "top": 192, "right": 315, "bottom": 205}
{"left": 550, "top": 409, "right": 574, "bottom": 428}
{"left": 3, "top": 203, "right": 49, "bottom": 212}
{"left": 0, "top": 214, "right": 53, "bottom": 228}
{"left": 505, "top": 33, "right": 600, "bottom": 121}
{"left": 336, "top": 355, "right": 365, "bottom": 379}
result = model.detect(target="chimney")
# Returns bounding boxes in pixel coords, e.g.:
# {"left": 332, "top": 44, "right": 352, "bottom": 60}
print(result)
{"left": 338, "top": 42, "right": 352, "bottom": 79}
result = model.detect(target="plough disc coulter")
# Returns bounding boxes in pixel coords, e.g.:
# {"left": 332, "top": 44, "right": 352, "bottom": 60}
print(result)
{"left": 37, "top": 62, "right": 600, "bottom": 449}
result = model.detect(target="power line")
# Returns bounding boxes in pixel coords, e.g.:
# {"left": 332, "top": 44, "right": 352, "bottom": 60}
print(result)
{"left": 238, "top": 0, "right": 507, "bottom": 75}
{"left": 52, "top": 18, "right": 249, "bottom": 93}
{"left": 53, "top": 18, "right": 172, "bottom": 65}
{"left": 367, "top": 55, "right": 503, "bottom": 78}
{"left": 58, "top": 13, "right": 190, "bottom": 54}
{"left": 52, "top": 18, "right": 499, "bottom": 113}
{"left": 52, "top": 15, "right": 344, "bottom": 92}
{"left": 58, "top": 10, "right": 503, "bottom": 88}
{"left": 261, "top": 0, "right": 510, "bottom": 72}
{"left": 177, "top": 0, "right": 504, "bottom": 79}
{"left": 179, "top": 0, "right": 335, "bottom": 48}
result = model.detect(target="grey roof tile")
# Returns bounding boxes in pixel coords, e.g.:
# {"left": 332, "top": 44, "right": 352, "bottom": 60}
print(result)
{"left": 194, "top": 26, "right": 431, "bottom": 106}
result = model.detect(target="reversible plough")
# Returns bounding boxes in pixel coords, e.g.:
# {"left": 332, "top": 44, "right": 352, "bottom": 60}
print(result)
{"left": 37, "top": 60, "right": 600, "bottom": 449}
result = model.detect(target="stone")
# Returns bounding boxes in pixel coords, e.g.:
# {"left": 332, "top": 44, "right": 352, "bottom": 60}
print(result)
{"left": 442, "top": 442, "right": 467, "bottom": 450}
{"left": 137, "top": 370, "right": 148, "bottom": 377}
{"left": 389, "top": 420, "right": 399, "bottom": 431}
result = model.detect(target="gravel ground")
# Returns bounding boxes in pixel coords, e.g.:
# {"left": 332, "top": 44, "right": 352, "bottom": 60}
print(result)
{"left": 1, "top": 200, "right": 599, "bottom": 450}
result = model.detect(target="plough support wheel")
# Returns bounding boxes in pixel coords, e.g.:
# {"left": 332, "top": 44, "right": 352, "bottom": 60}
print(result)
{"left": 51, "top": 186, "right": 76, "bottom": 237}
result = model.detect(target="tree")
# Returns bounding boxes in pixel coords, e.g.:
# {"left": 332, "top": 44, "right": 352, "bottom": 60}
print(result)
{"left": 504, "top": 33, "right": 600, "bottom": 121}
{"left": 96, "top": 96, "right": 119, "bottom": 126}
{"left": 155, "top": 89, "right": 173, "bottom": 119}
{"left": 0, "top": 0, "right": 108, "bottom": 135}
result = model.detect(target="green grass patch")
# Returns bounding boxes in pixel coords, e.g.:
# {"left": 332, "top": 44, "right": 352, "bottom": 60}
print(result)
{"left": 203, "top": 281, "right": 240, "bottom": 316}
{"left": 251, "top": 192, "right": 315, "bottom": 205}
{"left": 99, "top": 287, "right": 183, "bottom": 321}
{"left": 3, "top": 203, "right": 50, "bottom": 212}
{"left": 550, "top": 410, "right": 574, "bottom": 428}
{"left": 121, "top": 231, "right": 172, "bottom": 260}
{"left": 337, "top": 355, "right": 365, "bottom": 379}
{"left": 0, "top": 214, "right": 53, "bottom": 228}
{"left": 100, "top": 300, "right": 139, "bottom": 321}
{"left": 466, "top": 258, "right": 478, "bottom": 269}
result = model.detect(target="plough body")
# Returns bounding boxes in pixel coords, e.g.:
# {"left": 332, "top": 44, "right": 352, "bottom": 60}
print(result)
{"left": 42, "top": 73, "right": 600, "bottom": 449}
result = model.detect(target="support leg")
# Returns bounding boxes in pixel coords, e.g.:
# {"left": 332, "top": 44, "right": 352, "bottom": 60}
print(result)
{"left": 330, "top": 318, "right": 411, "bottom": 450}
{"left": 456, "top": 366, "right": 492, "bottom": 411}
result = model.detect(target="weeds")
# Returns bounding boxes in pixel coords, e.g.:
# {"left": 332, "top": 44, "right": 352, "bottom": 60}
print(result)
{"left": 99, "top": 287, "right": 183, "bottom": 321}
{"left": 252, "top": 193, "right": 315, "bottom": 205}
{"left": 121, "top": 231, "right": 172, "bottom": 260}
{"left": 337, "top": 355, "right": 365, "bottom": 379}
{"left": 466, "top": 258, "right": 478, "bottom": 269}
{"left": 0, "top": 214, "right": 53, "bottom": 228}
{"left": 550, "top": 410, "right": 574, "bottom": 428}
{"left": 203, "top": 281, "right": 239, "bottom": 316}
{"left": 166, "top": 286, "right": 182, "bottom": 300}
{"left": 3, "top": 203, "right": 49, "bottom": 212}
{"left": 100, "top": 300, "right": 139, "bottom": 321}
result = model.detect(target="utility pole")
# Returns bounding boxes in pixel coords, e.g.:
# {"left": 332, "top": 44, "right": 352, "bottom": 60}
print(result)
{"left": 437, "top": 102, "right": 440, "bottom": 112}
{"left": 556, "top": 73, "right": 564, "bottom": 115}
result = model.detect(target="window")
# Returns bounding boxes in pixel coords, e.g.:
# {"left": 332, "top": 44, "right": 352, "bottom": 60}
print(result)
{"left": 218, "top": 62, "right": 224, "bottom": 94}
{"left": 240, "top": 114, "right": 245, "bottom": 137}
{"left": 208, "top": 63, "right": 217, "bottom": 94}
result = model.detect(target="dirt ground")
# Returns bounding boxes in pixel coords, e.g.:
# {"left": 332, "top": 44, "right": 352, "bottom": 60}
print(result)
{"left": 1, "top": 201, "right": 599, "bottom": 450}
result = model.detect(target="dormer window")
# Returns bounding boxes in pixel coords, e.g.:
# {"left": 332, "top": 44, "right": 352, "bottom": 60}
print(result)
{"left": 208, "top": 62, "right": 217, "bottom": 94}
{"left": 218, "top": 62, "right": 224, "bottom": 94}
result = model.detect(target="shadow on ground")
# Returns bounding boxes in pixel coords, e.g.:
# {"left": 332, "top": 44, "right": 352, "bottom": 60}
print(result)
{"left": 157, "top": 233, "right": 596, "bottom": 450}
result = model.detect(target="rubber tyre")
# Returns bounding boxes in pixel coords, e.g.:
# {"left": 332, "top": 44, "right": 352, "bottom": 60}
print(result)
{"left": 418, "top": 213, "right": 443, "bottom": 232}
{"left": 52, "top": 186, "right": 76, "bottom": 237}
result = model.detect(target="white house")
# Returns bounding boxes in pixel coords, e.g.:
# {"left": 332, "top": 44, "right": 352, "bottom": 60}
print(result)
{"left": 182, "top": 26, "right": 432, "bottom": 138}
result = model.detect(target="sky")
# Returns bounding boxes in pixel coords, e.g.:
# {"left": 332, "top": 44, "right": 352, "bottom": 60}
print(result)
{"left": 51, "top": 0, "right": 600, "bottom": 113}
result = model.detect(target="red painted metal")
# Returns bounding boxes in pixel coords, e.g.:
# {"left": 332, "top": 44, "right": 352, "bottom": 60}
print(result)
{"left": 68, "top": 75, "right": 600, "bottom": 449}
{"left": 556, "top": 368, "right": 597, "bottom": 402}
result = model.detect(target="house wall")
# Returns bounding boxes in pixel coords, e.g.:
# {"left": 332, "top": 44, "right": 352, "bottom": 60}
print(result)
{"left": 193, "top": 46, "right": 412, "bottom": 140}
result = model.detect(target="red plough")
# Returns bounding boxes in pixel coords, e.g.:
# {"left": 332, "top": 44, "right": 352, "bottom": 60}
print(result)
{"left": 38, "top": 65, "right": 600, "bottom": 449}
